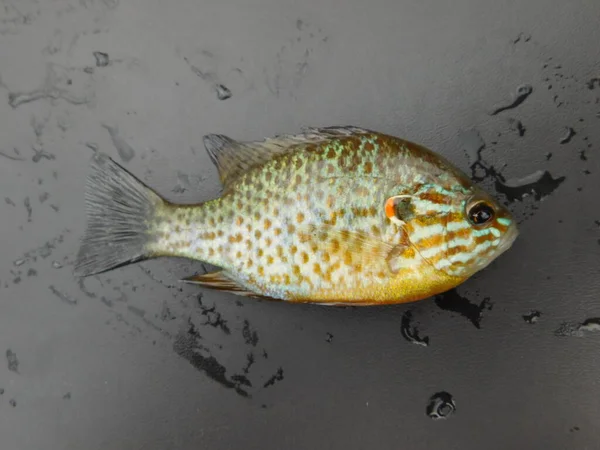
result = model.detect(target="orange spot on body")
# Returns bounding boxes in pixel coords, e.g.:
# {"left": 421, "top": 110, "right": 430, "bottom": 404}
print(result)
{"left": 324, "top": 213, "right": 337, "bottom": 226}
{"left": 228, "top": 233, "right": 243, "bottom": 243}
{"left": 419, "top": 192, "right": 449, "bottom": 205}
{"left": 297, "top": 212, "right": 305, "bottom": 224}
{"left": 418, "top": 234, "right": 445, "bottom": 249}
{"left": 343, "top": 250, "right": 352, "bottom": 266}
{"left": 404, "top": 247, "right": 416, "bottom": 258}
{"left": 331, "top": 240, "right": 340, "bottom": 253}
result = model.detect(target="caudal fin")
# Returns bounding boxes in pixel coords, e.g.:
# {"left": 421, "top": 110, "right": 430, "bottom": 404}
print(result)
{"left": 74, "top": 153, "right": 165, "bottom": 277}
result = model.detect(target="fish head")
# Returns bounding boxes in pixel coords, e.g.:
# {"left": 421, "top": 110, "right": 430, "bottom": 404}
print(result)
{"left": 394, "top": 183, "right": 519, "bottom": 281}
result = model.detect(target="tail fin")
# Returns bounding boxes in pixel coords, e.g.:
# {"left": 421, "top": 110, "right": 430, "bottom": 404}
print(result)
{"left": 74, "top": 153, "right": 165, "bottom": 277}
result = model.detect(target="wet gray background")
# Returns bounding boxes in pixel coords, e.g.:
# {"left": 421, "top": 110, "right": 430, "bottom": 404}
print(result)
{"left": 1, "top": 0, "right": 599, "bottom": 449}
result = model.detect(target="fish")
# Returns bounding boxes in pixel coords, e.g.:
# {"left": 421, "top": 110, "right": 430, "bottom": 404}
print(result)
{"left": 74, "top": 126, "right": 518, "bottom": 305}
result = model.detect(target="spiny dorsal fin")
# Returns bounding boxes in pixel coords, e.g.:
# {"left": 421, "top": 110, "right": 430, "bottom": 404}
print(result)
{"left": 180, "top": 270, "right": 269, "bottom": 299}
{"left": 202, "top": 126, "right": 375, "bottom": 191}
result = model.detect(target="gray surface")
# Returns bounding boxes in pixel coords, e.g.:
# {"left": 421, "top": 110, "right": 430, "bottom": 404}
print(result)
{"left": 1, "top": 0, "right": 599, "bottom": 449}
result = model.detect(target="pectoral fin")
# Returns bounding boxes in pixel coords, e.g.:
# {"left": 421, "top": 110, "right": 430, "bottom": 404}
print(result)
{"left": 297, "top": 224, "right": 414, "bottom": 275}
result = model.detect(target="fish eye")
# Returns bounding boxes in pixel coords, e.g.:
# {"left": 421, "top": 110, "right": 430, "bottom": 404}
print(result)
{"left": 467, "top": 201, "right": 495, "bottom": 226}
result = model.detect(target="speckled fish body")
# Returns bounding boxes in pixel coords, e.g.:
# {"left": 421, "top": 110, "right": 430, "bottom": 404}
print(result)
{"left": 75, "top": 126, "right": 518, "bottom": 305}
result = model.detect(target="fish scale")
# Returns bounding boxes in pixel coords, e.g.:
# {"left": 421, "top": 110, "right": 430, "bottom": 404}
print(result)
{"left": 75, "top": 126, "right": 518, "bottom": 305}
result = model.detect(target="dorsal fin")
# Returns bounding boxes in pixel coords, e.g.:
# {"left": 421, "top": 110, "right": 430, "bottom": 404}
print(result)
{"left": 202, "top": 126, "right": 374, "bottom": 191}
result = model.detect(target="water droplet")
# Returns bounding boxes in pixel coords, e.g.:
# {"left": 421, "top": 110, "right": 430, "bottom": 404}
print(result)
{"left": 426, "top": 392, "right": 456, "bottom": 420}
{"left": 31, "top": 145, "right": 55, "bottom": 162}
{"left": 559, "top": 127, "right": 576, "bottom": 144}
{"left": 496, "top": 170, "right": 565, "bottom": 202}
{"left": 435, "top": 290, "right": 492, "bottom": 329}
{"left": 522, "top": 310, "right": 541, "bottom": 324}
{"left": 401, "top": 310, "right": 429, "bottom": 346}
{"left": 555, "top": 318, "right": 600, "bottom": 337}
{"left": 587, "top": 77, "right": 600, "bottom": 90}
{"left": 512, "top": 32, "right": 531, "bottom": 44}
{"left": 13, "top": 259, "right": 25, "bottom": 267}
{"left": 508, "top": 118, "right": 526, "bottom": 136}
{"left": 93, "top": 51, "right": 109, "bottom": 67}
{"left": 102, "top": 124, "right": 136, "bottom": 162}
{"left": 325, "top": 332, "right": 333, "bottom": 343}
{"left": 85, "top": 142, "right": 98, "bottom": 153}
{"left": 215, "top": 84, "right": 232, "bottom": 100}
{"left": 458, "top": 129, "right": 485, "bottom": 162}
{"left": 6, "top": 349, "right": 19, "bottom": 373}
{"left": 51, "top": 261, "right": 62, "bottom": 269}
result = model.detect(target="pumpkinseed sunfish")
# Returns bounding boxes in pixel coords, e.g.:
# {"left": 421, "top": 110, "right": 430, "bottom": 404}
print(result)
{"left": 74, "top": 126, "right": 518, "bottom": 305}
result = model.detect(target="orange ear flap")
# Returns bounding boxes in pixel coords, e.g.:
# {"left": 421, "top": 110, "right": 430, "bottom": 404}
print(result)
{"left": 385, "top": 195, "right": 413, "bottom": 224}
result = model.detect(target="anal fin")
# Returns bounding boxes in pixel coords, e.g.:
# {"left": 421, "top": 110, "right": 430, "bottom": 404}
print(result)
{"left": 180, "top": 271, "right": 269, "bottom": 299}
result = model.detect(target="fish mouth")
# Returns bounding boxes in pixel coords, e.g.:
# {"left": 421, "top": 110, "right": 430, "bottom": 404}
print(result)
{"left": 497, "top": 222, "right": 519, "bottom": 256}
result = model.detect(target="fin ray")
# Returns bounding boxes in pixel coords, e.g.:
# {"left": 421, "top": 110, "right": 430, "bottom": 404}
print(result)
{"left": 202, "top": 126, "right": 376, "bottom": 191}
{"left": 180, "top": 271, "right": 269, "bottom": 298}
{"left": 74, "top": 153, "right": 164, "bottom": 277}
